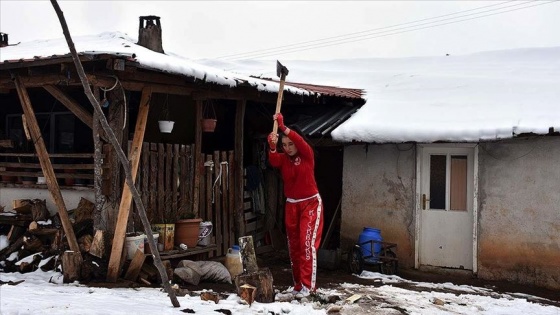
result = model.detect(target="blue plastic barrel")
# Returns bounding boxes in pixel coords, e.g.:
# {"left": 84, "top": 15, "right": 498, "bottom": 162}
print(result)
{"left": 358, "top": 227, "right": 383, "bottom": 263}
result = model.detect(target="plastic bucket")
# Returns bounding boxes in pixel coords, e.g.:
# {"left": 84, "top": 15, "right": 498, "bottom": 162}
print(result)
{"left": 358, "top": 227, "right": 383, "bottom": 263}
{"left": 125, "top": 233, "right": 145, "bottom": 260}
{"left": 224, "top": 245, "right": 243, "bottom": 278}
{"left": 197, "top": 221, "right": 213, "bottom": 246}
{"left": 144, "top": 233, "right": 159, "bottom": 254}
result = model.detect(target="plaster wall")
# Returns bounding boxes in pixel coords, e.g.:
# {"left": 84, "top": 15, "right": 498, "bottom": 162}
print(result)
{"left": 341, "top": 144, "right": 416, "bottom": 267}
{"left": 477, "top": 137, "right": 560, "bottom": 290}
{"left": 0, "top": 187, "right": 95, "bottom": 215}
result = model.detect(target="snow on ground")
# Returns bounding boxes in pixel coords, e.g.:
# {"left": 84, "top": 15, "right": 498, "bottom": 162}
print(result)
{"left": 1, "top": 268, "right": 558, "bottom": 315}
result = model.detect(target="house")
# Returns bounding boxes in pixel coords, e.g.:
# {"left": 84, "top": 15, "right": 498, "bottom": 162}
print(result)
{"left": 326, "top": 48, "right": 560, "bottom": 290}
{"left": 0, "top": 16, "right": 365, "bottom": 274}
{"left": 207, "top": 47, "right": 560, "bottom": 290}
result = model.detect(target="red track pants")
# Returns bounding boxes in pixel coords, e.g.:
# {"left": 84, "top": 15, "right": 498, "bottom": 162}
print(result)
{"left": 285, "top": 194, "right": 323, "bottom": 292}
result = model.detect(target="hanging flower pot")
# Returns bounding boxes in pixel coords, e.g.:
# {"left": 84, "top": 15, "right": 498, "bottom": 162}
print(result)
{"left": 158, "top": 94, "right": 175, "bottom": 133}
{"left": 158, "top": 120, "right": 175, "bottom": 133}
{"left": 201, "top": 100, "right": 217, "bottom": 133}
{"left": 201, "top": 118, "right": 217, "bottom": 133}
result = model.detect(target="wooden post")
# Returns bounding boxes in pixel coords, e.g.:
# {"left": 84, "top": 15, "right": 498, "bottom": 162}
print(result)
{"left": 106, "top": 86, "right": 152, "bottom": 282}
{"left": 124, "top": 250, "right": 147, "bottom": 281}
{"left": 235, "top": 99, "right": 246, "bottom": 238}
{"left": 193, "top": 100, "right": 203, "bottom": 217}
{"left": 13, "top": 76, "right": 80, "bottom": 253}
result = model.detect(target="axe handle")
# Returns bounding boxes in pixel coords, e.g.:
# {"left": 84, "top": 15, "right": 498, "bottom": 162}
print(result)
{"left": 272, "top": 74, "right": 287, "bottom": 135}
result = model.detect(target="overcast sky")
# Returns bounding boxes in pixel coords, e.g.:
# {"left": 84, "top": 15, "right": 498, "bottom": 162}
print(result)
{"left": 1, "top": 1, "right": 559, "bottom": 61}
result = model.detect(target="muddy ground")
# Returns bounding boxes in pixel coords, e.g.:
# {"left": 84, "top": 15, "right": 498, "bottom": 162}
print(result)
{"left": 176, "top": 249, "right": 559, "bottom": 310}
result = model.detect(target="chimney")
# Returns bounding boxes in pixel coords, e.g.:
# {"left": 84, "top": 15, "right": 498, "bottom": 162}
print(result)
{"left": 0, "top": 33, "right": 8, "bottom": 48}
{"left": 137, "top": 16, "right": 164, "bottom": 53}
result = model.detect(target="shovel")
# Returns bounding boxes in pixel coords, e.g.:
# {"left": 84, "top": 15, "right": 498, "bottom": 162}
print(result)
{"left": 272, "top": 61, "right": 289, "bottom": 135}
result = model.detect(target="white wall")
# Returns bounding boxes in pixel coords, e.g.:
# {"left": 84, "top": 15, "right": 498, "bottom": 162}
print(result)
{"left": 0, "top": 187, "right": 95, "bottom": 215}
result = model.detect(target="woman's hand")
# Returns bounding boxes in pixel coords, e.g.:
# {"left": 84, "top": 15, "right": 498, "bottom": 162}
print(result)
{"left": 267, "top": 132, "right": 278, "bottom": 151}
{"left": 273, "top": 113, "right": 286, "bottom": 132}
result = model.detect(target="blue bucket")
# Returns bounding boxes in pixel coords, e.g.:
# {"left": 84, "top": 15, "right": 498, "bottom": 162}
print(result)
{"left": 358, "top": 227, "right": 383, "bottom": 263}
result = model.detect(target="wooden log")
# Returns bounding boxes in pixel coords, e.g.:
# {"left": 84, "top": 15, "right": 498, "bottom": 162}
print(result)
{"left": 235, "top": 268, "right": 274, "bottom": 304}
{"left": 0, "top": 235, "right": 24, "bottom": 261}
{"left": 23, "top": 236, "right": 44, "bottom": 252}
{"left": 89, "top": 230, "right": 105, "bottom": 258}
{"left": 12, "top": 199, "right": 32, "bottom": 214}
{"left": 74, "top": 197, "right": 95, "bottom": 224}
{"left": 124, "top": 250, "right": 146, "bottom": 281}
{"left": 19, "top": 254, "right": 42, "bottom": 273}
{"left": 238, "top": 283, "right": 257, "bottom": 305}
{"left": 62, "top": 251, "right": 83, "bottom": 283}
{"left": 239, "top": 235, "right": 258, "bottom": 274}
{"left": 30, "top": 199, "right": 49, "bottom": 222}
{"left": 7, "top": 225, "right": 26, "bottom": 241}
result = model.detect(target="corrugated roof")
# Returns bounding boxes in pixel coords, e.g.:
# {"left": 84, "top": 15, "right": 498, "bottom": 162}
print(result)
{"left": 293, "top": 105, "right": 359, "bottom": 137}
{"left": 255, "top": 77, "right": 364, "bottom": 100}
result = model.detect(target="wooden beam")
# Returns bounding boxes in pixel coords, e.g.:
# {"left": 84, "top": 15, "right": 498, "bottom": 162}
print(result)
{"left": 43, "top": 84, "right": 94, "bottom": 130}
{"left": 193, "top": 100, "right": 203, "bottom": 217}
{"left": 13, "top": 75, "right": 80, "bottom": 253}
{"left": 106, "top": 86, "right": 152, "bottom": 282}
{"left": 235, "top": 99, "right": 246, "bottom": 238}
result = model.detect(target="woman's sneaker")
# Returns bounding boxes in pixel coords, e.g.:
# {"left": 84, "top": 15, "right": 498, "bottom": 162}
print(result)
{"left": 295, "top": 286, "right": 310, "bottom": 298}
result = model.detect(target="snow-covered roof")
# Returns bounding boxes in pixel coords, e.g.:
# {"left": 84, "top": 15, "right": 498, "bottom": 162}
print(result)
{"left": 201, "top": 47, "right": 560, "bottom": 143}
{"left": 0, "top": 32, "right": 324, "bottom": 98}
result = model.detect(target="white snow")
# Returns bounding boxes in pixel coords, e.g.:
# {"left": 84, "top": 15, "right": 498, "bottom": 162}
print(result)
{"left": 0, "top": 32, "right": 310, "bottom": 97}
{"left": 0, "top": 268, "right": 558, "bottom": 314}
{"left": 4, "top": 32, "right": 556, "bottom": 143}
{"left": 199, "top": 47, "right": 560, "bottom": 143}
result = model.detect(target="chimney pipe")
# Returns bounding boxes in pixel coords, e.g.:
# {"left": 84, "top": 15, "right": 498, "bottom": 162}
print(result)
{"left": 137, "top": 16, "right": 164, "bottom": 53}
{"left": 0, "top": 33, "right": 8, "bottom": 48}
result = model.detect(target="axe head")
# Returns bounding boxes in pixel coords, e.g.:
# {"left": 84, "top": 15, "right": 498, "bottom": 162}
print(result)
{"left": 276, "top": 60, "right": 289, "bottom": 78}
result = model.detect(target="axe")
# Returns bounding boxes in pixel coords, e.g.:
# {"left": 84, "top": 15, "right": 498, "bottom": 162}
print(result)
{"left": 272, "top": 60, "right": 289, "bottom": 135}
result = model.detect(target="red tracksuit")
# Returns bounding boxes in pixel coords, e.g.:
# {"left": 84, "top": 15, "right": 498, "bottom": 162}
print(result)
{"left": 269, "top": 130, "right": 323, "bottom": 292}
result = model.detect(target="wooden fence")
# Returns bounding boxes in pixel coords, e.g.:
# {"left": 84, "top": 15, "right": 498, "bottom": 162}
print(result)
{"left": 134, "top": 142, "right": 236, "bottom": 257}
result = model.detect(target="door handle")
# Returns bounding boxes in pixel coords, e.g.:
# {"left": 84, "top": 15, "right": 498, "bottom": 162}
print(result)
{"left": 422, "top": 194, "right": 430, "bottom": 210}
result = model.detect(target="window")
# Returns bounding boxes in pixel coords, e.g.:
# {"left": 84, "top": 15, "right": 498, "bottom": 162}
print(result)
{"left": 429, "top": 154, "right": 468, "bottom": 211}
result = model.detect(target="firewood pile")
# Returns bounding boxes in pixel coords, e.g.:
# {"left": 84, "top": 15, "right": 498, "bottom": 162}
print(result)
{"left": 0, "top": 197, "right": 105, "bottom": 281}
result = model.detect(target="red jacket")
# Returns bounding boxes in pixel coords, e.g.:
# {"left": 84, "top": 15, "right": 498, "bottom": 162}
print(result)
{"left": 269, "top": 130, "right": 318, "bottom": 199}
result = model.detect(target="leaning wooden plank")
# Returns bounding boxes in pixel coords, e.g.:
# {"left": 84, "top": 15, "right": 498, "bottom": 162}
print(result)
{"left": 51, "top": 1, "right": 179, "bottom": 306}
{"left": 106, "top": 86, "right": 151, "bottom": 282}
{"left": 124, "top": 250, "right": 147, "bottom": 281}
{"left": 14, "top": 76, "right": 80, "bottom": 253}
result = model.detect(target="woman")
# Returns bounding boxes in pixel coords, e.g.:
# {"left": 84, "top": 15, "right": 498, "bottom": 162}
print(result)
{"left": 267, "top": 113, "right": 323, "bottom": 296}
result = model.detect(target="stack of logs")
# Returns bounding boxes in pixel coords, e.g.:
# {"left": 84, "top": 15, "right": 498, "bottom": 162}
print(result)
{"left": 0, "top": 198, "right": 102, "bottom": 280}
{"left": 0, "top": 197, "right": 172, "bottom": 286}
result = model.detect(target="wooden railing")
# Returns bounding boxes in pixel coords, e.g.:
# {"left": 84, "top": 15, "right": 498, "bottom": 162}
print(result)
{"left": 0, "top": 153, "right": 103, "bottom": 187}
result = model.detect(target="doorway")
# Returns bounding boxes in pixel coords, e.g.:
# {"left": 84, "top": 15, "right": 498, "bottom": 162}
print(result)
{"left": 417, "top": 145, "right": 477, "bottom": 270}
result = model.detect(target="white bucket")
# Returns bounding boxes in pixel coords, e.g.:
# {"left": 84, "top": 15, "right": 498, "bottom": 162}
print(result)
{"left": 197, "top": 221, "right": 213, "bottom": 246}
{"left": 125, "top": 234, "right": 145, "bottom": 260}
{"left": 158, "top": 120, "right": 175, "bottom": 133}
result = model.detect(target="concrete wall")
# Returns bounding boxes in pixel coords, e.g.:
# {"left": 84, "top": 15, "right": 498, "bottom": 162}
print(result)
{"left": 0, "top": 187, "right": 95, "bottom": 215}
{"left": 340, "top": 144, "right": 416, "bottom": 268}
{"left": 477, "top": 137, "right": 560, "bottom": 290}
{"left": 341, "top": 137, "right": 560, "bottom": 290}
